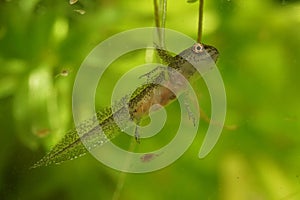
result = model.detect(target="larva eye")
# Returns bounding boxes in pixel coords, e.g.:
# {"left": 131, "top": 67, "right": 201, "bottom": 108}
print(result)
{"left": 192, "top": 43, "right": 204, "bottom": 53}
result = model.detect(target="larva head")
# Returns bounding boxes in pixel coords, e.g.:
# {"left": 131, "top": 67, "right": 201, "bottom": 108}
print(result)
{"left": 180, "top": 43, "right": 219, "bottom": 63}
{"left": 177, "top": 43, "right": 219, "bottom": 78}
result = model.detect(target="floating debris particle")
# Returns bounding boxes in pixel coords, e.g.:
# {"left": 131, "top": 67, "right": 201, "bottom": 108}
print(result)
{"left": 140, "top": 153, "right": 159, "bottom": 163}
{"left": 34, "top": 128, "right": 50, "bottom": 137}
{"left": 55, "top": 68, "right": 72, "bottom": 78}
{"left": 73, "top": 9, "right": 86, "bottom": 15}
{"left": 69, "top": 0, "right": 78, "bottom": 5}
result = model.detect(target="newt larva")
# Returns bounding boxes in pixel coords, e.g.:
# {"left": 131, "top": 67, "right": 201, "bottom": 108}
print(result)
{"left": 32, "top": 43, "right": 219, "bottom": 168}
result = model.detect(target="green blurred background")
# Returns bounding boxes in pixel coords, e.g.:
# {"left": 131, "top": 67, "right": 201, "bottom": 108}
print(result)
{"left": 1, "top": 0, "right": 300, "bottom": 199}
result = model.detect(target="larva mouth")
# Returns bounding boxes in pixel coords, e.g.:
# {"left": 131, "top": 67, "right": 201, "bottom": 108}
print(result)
{"left": 203, "top": 44, "right": 219, "bottom": 62}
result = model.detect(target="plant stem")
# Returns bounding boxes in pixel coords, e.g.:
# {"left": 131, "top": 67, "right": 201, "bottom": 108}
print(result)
{"left": 154, "top": 0, "right": 160, "bottom": 28}
{"left": 197, "top": 0, "right": 204, "bottom": 43}
{"left": 153, "top": 0, "right": 167, "bottom": 47}
{"left": 161, "top": 0, "right": 167, "bottom": 47}
{"left": 153, "top": 0, "right": 162, "bottom": 45}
